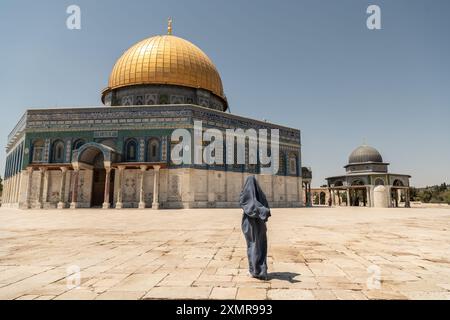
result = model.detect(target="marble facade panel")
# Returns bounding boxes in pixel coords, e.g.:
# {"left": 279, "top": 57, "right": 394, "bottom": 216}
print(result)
{"left": 158, "top": 169, "right": 169, "bottom": 203}
{"left": 143, "top": 170, "right": 154, "bottom": 205}
{"left": 226, "top": 171, "right": 243, "bottom": 204}
{"left": 77, "top": 170, "right": 93, "bottom": 208}
{"left": 29, "top": 171, "right": 41, "bottom": 205}
{"left": 286, "top": 176, "right": 299, "bottom": 202}
{"left": 274, "top": 175, "right": 286, "bottom": 202}
{"left": 17, "top": 171, "right": 28, "bottom": 206}
{"left": 207, "top": 170, "right": 226, "bottom": 203}
{"left": 47, "top": 171, "right": 61, "bottom": 204}
{"left": 257, "top": 174, "right": 273, "bottom": 202}
{"left": 193, "top": 170, "right": 208, "bottom": 202}
{"left": 123, "top": 170, "right": 138, "bottom": 203}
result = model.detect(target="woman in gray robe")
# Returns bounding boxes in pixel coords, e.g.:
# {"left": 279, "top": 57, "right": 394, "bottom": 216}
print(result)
{"left": 239, "top": 175, "right": 271, "bottom": 280}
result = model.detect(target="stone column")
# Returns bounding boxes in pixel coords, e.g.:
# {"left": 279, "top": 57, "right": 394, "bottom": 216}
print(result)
{"left": 11, "top": 176, "right": 17, "bottom": 203}
{"left": 405, "top": 188, "right": 411, "bottom": 208}
{"left": 70, "top": 168, "right": 80, "bottom": 209}
{"left": 11, "top": 176, "right": 16, "bottom": 204}
{"left": 10, "top": 177, "right": 15, "bottom": 204}
{"left": 303, "top": 182, "right": 308, "bottom": 206}
{"left": 8, "top": 176, "right": 13, "bottom": 204}
{"left": 304, "top": 182, "right": 308, "bottom": 206}
{"left": 11, "top": 175, "right": 16, "bottom": 204}
{"left": 3, "top": 179, "right": 9, "bottom": 204}
{"left": 346, "top": 189, "right": 350, "bottom": 206}
{"left": 115, "top": 166, "right": 125, "bottom": 209}
{"left": 11, "top": 175, "right": 17, "bottom": 204}
{"left": 37, "top": 167, "right": 47, "bottom": 209}
{"left": 386, "top": 186, "right": 392, "bottom": 207}
{"left": 370, "top": 186, "right": 375, "bottom": 208}
{"left": 8, "top": 178, "right": 13, "bottom": 204}
{"left": 3, "top": 179, "right": 8, "bottom": 204}
{"left": 308, "top": 183, "right": 312, "bottom": 206}
{"left": 138, "top": 165, "right": 147, "bottom": 209}
{"left": 305, "top": 182, "right": 312, "bottom": 207}
{"left": 152, "top": 165, "right": 161, "bottom": 209}
{"left": 42, "top": 168, "right": 50, "bottom": 207}
{"left": 9, "top": 176, "right": 14, "bottom": 204}
{"left": 16, "top": 173, "right": 23, "bottom": 204}
{"left": 366, "top": 186, "right": 371, "bottom": 207}
{"left": 305, "top": 184, "right": 308, "bottom": 205}
{"left": 25, "top": 167, "right": 33, "bottom": 209}
{"left": 102, "top": 167, "right": 112, "bottom": 209}
{"left": 331, "top": 189, "right": 336, "bottom": 206}
{"left": 16, "top": 174, "right": 22, "bottom": 203}
{"left": 57, "top": 167, "right": 68, "bottom": 209}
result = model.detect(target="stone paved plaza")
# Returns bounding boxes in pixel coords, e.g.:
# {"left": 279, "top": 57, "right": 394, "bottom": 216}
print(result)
{"left": 0, "top": 206, "right": 449, "bottom": 300}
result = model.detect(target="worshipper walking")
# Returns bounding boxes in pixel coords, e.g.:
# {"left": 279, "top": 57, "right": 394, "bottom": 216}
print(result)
{"left": 239, "top": 175, "right": 271, "bottom": 280}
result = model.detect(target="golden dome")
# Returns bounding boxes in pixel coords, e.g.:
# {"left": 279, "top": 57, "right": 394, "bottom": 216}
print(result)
{"left": 107, "top": 34, "right": 225, "bottom": 99}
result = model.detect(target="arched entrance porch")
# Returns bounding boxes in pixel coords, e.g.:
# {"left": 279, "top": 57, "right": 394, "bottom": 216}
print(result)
{"left": 91, "top": 153, "right": 115, "bottom": 207}
{"left": 71, "top": 142, "right": 119, "bottom": 209}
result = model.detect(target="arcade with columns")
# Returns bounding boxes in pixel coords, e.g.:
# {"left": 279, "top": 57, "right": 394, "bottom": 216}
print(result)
{"left": 3, "top": 141, "right": 164, "bottom": 210}
{"left": 326, "top": 144, "right": 411, "bottom": 208}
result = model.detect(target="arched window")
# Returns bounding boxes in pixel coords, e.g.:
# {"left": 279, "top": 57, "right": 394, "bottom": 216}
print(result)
{"left": 278, "top": 153, "right": 286, "bottom": 175}
{"left": 51, "top": 140, "right": 65, "bottom": 163}
{"left": 351, "top": 179, "right": 364, "bottom": 186}
{"left": 288, "top": 154, "right": 297, "bottom": 175}
{"left": 375, "top": 178, "right": 385, "bottom": 186}
{"left": 147, "top": 138, "right": 160, "bottom": 162}
{"left": 73, "top": 139, "right": 85, "bottom": 151}
{"left": 125, "top": 139, "right": 137, "bottom": 162}
{"left": 393, "top": 179, "right": 404, "bottom": 187}
{"left": 32, "top": 139, "right": 45, "bottom": 163}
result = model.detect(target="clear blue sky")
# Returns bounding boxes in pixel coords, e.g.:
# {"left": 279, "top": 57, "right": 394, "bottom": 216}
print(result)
{"left": 0, "top": 0, "right": 449, "bottom": 187}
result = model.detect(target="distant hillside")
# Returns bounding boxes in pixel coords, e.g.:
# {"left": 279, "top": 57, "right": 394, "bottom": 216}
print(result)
{"left": 410, "top": 183, "right": 450, "bottom": 204}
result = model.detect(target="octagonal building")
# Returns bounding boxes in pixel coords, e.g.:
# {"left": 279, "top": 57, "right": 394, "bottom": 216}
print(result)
{"left": 2, "top": 24, "right": 306, "bottom": 209}
{"left": 326, "top": 144, "right": 411, "bottom": 207}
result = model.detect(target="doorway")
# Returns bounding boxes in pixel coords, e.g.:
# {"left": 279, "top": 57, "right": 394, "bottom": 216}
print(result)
{"left": 90, "top": 153, "right": 114, "bottom": 207}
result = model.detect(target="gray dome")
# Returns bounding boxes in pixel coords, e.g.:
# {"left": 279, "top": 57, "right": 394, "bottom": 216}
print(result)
{"left": 348, "top": 145, "right": 383, "bottom": 164}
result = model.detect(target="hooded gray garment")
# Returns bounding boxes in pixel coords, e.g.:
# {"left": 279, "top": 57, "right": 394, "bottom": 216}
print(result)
{"left": 239, "top": 175, "right": 271, "bottom": 278}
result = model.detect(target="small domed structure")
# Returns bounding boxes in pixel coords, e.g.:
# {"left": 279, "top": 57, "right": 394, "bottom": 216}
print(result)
{"left": 326, "top": 142, "right": 411, "bottom": 208}
{"left": 348, "top": 145, "right": 383, "bottom": 164}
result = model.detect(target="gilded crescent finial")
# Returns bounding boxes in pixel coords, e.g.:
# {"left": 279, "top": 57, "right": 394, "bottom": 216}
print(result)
{"left": 168, "top": 17, "right": 173, "bottom": 35}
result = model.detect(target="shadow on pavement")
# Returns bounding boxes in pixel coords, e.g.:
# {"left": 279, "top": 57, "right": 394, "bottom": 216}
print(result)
{"left": 267, "top": 272, "right": 300, "bottom": 283}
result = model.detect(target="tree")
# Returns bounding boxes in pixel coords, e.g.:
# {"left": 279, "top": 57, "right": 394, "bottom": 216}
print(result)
{"left": 414, "top": 183, "right": 450, "bottom": 204}
{"left": 409, "top": 187, "right": 418, "bottom": 200}
{"left": 419, "top": 190, "right": 433, "bottom": 203}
